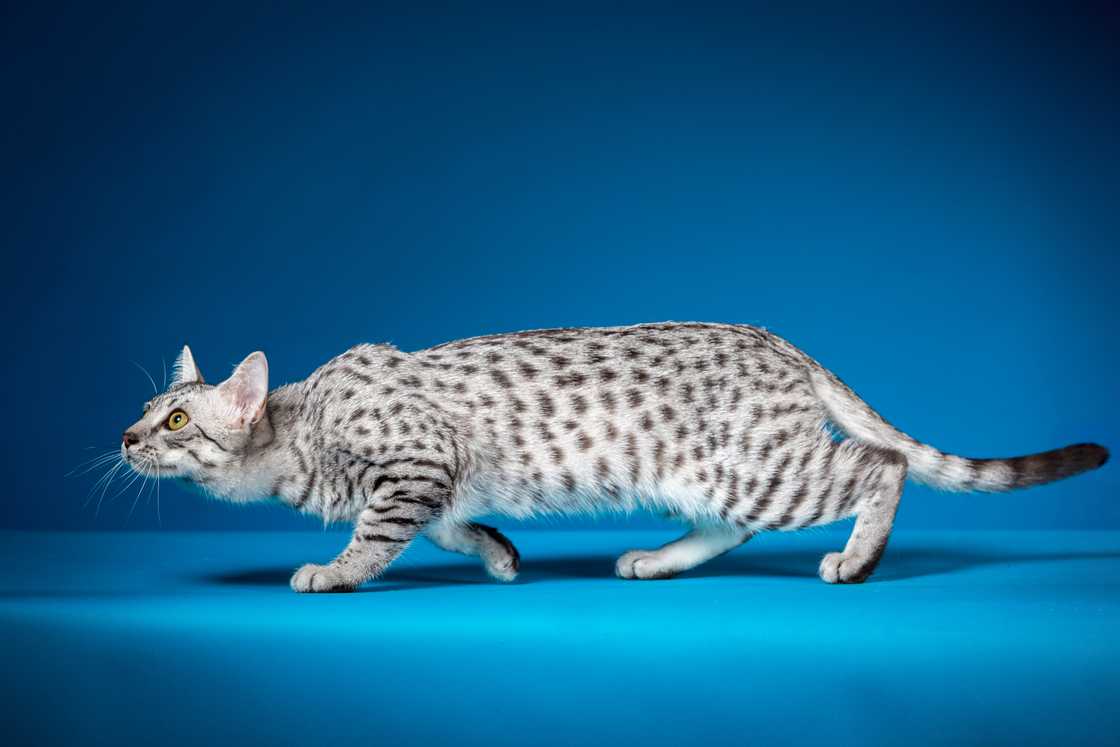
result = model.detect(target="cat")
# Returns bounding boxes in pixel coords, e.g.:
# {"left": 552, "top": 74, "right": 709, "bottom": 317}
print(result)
{"left": 119, "top": 323, "right": 1108, "bottom": 592}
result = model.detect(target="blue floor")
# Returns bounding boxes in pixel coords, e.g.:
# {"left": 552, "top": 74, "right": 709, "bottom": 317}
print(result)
{"left": 2, "top": 529, "right": 1119, "bottom": 746}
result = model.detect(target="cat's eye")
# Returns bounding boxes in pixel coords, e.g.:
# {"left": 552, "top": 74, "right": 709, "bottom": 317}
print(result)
{"left": 166, "top": 410, "right": 189, "bottom": 431}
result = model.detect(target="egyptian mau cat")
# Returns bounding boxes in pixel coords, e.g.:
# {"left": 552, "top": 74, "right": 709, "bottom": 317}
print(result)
{"left": 120, "top": 323, "right": 1108, "bottom": 591}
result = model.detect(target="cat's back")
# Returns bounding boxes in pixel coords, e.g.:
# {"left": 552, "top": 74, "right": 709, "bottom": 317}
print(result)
{"left": 412, "top": 322, "right": 819, "bottom": 425}
{"left": 408, "top": 322, "right": 826, "bottom": 519}
{"left": 417, "top": 321, "right": 804, "bottom": 376}
{"left": 302, "top": 322, "right": 818, "bottom": 431}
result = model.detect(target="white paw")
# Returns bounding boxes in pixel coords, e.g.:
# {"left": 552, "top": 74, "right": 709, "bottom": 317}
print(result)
{"left": 818, "top": 551, "right": 873, "bottom": 584}
{"left": 290, "top": 563, "right": 355, "bottom": 593}
{"left": 475, "top": 526, "right": 520, "bottom": 582}
{"left": 615, "top": 550, "right": 677, "bottom": 580}
{"left": 483, "top": 551, "right": 519, "bottom": 582}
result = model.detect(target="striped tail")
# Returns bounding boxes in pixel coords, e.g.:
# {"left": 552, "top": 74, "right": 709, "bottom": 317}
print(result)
{"left": 809, "top": 368, "right": 1109, "bottom": 492}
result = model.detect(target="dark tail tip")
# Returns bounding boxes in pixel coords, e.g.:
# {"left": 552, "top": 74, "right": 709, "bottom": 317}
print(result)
{"left": 1008, "top": 443, "right": 1110, "bottom": 488}
{"left": 1070, "top": 443, "right": 1109, "bottom": 470}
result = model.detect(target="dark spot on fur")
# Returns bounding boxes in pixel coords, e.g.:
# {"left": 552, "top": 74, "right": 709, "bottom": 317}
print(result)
{"left": 555, "top": 371, "right": 587, "bottom": 388}
{"left": 537, "top": 391, "right": 555, "bottom": 417}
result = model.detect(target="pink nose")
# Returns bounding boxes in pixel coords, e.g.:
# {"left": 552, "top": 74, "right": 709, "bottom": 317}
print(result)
{"left": 122, "top": 431, "right": 140, "bottom": 448}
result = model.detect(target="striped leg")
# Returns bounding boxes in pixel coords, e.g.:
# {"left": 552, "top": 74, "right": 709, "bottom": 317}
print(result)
{"left": 818, "top": 445, "right": 907, "bottom": 584}
{"left": 616, "top": 525, "right": 753, "bottom": 580}
{"left": 426, "top": 519, "right": 521, "bottom": 581}
{"left": 290, "top": 489, "right": 443, "bottom": 593}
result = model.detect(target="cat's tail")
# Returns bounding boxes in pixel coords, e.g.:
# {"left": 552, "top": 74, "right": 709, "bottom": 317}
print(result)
{"left": 808, "top": 367, "right": 1109, "bottom": 492}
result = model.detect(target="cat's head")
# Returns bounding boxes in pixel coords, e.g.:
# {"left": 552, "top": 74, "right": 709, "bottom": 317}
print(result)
{"left": 121, "top": 346, "right": 270, "bottom": 485}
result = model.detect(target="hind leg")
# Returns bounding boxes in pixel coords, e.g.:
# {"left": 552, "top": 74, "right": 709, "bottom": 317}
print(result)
{"left": 616, "top": 525, "right": 753, "bottom": 580}
{"left": 818, "top": 446, "right": 907, "bottom": 584}
{"left": 426, "top": 519, "right": 520, "bottom": 581}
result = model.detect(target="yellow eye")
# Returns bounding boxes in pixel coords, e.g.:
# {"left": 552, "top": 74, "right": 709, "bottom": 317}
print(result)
{"left": 166, "top": 410, "right": 189, "bottom": 431}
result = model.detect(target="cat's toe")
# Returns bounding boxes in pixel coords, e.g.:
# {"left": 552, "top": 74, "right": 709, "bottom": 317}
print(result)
{"left": 615, "top": 550, "right": 650, "bottom": 579}
{"left": 290, "top": 563, "right": 354, "bottom": 593}
{"left": 818, "top": 552, "right": 872, "bottom": 584}
{"left": 631, "top": 557, "right": 678, "bottom": 580}
{"left": 616, "top": 550, "right": 676, "bottom": 580}
{"left": 818, "top": 552, "right": 843, "bottom": 583}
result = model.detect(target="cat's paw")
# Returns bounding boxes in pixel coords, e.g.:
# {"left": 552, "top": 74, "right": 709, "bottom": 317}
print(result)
{"left": 483, "top": 548, "right": 519, "bottom": 582}
{"left": 476, "top": 524, "right": 520, "bottom": 582}
{"left": 290, "top": 563, "right": 355, "bottom": 593}
{"left": 615, "top": 550, "right": 677, "bottom": 580}
{"left": 818, "top": 551, "right": 874, "bottom": 584}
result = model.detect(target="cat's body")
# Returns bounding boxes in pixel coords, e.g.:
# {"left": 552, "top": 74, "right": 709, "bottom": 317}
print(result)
{"left": 121, "top": 322, "right": 1108, "bottom": 591}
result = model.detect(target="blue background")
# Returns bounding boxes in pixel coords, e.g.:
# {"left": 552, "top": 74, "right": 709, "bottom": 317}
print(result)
{"left": 4, "top": 6, "right": 1119, "bottom": 747}
{"left": 7, "top": 2, "right": 1117, "bottom": 531}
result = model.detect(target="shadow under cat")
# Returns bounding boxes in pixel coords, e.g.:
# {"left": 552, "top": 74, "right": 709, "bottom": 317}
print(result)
{"left": 198, "top": 545, "right": 1120, "bottom": 592}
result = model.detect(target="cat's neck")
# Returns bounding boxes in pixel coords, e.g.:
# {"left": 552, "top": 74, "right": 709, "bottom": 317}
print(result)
{"left": 198, "top": 383, "right": 305, "bottom": 504}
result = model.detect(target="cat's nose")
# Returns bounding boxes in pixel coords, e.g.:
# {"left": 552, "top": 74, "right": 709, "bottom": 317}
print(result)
{"left": 122, "top": 431, "right": 140, "bottom": 449}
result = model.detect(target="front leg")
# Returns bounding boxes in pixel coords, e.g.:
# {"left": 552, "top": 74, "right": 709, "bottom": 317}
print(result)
{"left": 291, "top": 489, "right": 443, "bottom": 593}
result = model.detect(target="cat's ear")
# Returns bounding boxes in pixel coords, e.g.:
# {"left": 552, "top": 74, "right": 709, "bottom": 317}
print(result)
{"left": 217, "top": 351, "right": 269, "bottom": 429}
{"left": 173, "top": 345, "right": 204, "bottom": 385}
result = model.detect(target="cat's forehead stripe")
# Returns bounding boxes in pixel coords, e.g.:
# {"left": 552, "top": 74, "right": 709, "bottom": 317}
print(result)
{"left": 167, "top": 382, "right": 206, "bottom": 395}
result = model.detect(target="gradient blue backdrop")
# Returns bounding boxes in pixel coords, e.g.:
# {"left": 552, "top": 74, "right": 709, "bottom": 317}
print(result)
{"left": 7, "top": 2, "right": 1117, "bottom": 531}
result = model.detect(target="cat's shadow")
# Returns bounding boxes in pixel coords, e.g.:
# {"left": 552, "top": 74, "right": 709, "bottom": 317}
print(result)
{"left": 200, "top": 545, "right": 1120, "bottom": 592}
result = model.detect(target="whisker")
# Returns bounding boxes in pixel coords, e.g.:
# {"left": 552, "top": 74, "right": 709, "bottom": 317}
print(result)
{"left": 155, "top": 462, "right": 162, "bottom": 526}
{"left": 67, "top": 451, "right": 119, "bottom": 477}
{"left": 94, "top": 460, "right": 127, "bottom": 515}
{"left": 161, "top": 356, "right": 167, "bottom": 390}
{"left": 85, "top": 458, "right": 123, "bottom": 504}
{"left": 111, "top": 467, "right": 145, "bottom": 502}
{"left": 112, "top": 459, "right": 148, "bottom": 498}
{"left": 130, "top": 360, "right": 158, "bottom": 394}
{"left": 128, "top": 463, "right": 151, "bottom": 520}
{"left": 73, "top": 449, "right": 117, "bottom": 465}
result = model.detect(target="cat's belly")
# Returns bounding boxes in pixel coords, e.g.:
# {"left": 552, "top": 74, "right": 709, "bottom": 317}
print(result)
{"left": 447, "top": 465, "right": 723, "bottom": 524}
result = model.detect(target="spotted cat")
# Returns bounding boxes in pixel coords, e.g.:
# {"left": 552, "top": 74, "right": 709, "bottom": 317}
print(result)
{"left": 120, "top": 323, "right": 1109, "bottom": 591}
